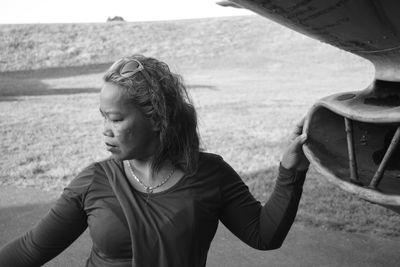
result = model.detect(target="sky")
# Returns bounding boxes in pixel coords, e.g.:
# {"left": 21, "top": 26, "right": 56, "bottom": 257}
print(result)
{"left": 1, "top": 0, "right": 253, "bottom": 24}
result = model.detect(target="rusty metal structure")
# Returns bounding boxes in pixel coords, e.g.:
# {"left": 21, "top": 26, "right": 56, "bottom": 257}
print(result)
{"left": 224, "top": 0, "right": 400, "bottom": 212}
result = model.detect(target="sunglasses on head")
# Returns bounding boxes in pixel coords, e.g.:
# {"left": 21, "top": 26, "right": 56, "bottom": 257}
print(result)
{"left": 119, "top": 59, "right": 145, "bottom": 78}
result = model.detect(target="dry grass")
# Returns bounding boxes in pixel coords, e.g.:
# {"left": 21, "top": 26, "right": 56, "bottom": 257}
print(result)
{"left": 1, "top": 16, "right": 399, "bottom": 237}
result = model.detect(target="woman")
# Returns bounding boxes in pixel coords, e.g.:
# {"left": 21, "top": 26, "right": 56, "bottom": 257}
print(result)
{"left": 0, "top": 54, "right": 309, "bottom": 267}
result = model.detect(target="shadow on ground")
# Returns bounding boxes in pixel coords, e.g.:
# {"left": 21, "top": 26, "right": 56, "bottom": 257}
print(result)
{"left": 0, "top": 63, "right": 110, "bottom": 99}
{"left": 0, "top": 62, "right": 217, "bottom": 100}
{"left": 0, "top": 63, "right": 112, "bottom": 80}
{"left": 1, "top": 166, "right": 400, "bottom": 267}
{"left": 1, "top": 198, "right": 400, "bottom": 267}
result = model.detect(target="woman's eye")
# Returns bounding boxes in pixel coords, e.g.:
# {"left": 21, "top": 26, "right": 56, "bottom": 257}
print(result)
{"left": 101, "top": 116, "right": 122, "bottom": 123}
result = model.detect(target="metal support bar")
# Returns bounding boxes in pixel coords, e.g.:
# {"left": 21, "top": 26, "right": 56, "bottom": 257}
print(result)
{"left": 344, "top": 117, "right": 359, "bottom": 183}
{"left": 369, "top": 126, "right": 400, "bottom": 189}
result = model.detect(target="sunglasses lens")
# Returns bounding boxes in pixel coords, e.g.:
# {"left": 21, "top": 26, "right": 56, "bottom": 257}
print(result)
{"left": 120, "top": 60, "right": 142, "bottom": 77}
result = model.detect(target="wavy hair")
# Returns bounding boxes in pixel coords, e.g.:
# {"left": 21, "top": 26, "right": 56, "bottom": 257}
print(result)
{"left": 103, "top": 55, "right": 200, "bottom": 175}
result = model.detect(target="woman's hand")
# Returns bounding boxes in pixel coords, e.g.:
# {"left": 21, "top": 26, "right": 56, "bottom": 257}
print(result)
{"left": 281, "top": 119, "right": 310, "bottom": 171}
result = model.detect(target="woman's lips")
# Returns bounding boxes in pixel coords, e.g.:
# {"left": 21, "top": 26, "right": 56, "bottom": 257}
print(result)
{"left": 105, "top": 142, "right": 116, "bottom": 147}
{"left": 105, "top": 143, "right": 118, "bottom": 152}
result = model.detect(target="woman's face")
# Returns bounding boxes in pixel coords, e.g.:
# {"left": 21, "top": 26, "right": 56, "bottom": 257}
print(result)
{"left": 99, "top": 82, "right": 159, "bottom": 161}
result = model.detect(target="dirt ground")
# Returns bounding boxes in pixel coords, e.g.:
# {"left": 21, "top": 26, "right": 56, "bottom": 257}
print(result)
{"left": 1, "top": 185, "right": 399, "bottom": 267}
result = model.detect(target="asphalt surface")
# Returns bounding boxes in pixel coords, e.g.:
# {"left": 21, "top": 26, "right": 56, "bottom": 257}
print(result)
{"left": 1, "top": 185, "right": 399, "bottom": 267}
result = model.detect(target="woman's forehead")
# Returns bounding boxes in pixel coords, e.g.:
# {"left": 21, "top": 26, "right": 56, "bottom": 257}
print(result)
{"left": 100, "top": 83, "right": 131, "bottom": 108}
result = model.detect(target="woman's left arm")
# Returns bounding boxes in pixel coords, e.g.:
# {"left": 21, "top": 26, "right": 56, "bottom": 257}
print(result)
{"left": 219, "top": 122, "right": 309, "bottom": 250}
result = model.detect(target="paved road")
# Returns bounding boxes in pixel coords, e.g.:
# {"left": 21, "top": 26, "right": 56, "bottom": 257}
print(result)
{"left": 1, "top": 186, "right": 399, "bottom": 267}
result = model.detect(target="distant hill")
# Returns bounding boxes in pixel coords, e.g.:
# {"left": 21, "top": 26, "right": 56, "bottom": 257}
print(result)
{"left": 0, "top": 15, "right": 365, "bottom": 72}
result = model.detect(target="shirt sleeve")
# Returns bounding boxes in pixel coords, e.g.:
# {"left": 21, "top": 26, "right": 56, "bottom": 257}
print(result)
{"left": 0, "top": 164, "right": 96, "bottom": 267}
{"left": 218, "top": 159, "right": 307, "bottom": 250}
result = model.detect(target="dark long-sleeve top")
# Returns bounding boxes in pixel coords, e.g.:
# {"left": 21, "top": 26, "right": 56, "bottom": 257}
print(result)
{"left": 0, "top": 152, "right": 307, "bottom": 267}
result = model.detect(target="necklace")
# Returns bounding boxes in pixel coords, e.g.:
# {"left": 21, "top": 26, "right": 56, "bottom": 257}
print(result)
{"left": 127, "top": 161, "right": 175, "bottom": 194}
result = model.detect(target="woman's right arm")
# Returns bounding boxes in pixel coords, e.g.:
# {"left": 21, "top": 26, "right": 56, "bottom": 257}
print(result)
{"left": 0, "top": 164, "right": 95, "bottom": 267}
{"left": 0, "top": 193, "right": 88, "bottom": 267}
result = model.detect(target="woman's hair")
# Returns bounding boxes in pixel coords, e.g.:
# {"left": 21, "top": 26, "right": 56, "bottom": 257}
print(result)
{"left": 103, "top": 54, "right": 200, "bottom": 175}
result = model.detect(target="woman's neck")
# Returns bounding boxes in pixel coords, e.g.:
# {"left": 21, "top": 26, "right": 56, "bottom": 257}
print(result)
{"left": 128, "top": 158, "right": 153, "bottom": 181}
{"left": 127, "top": 158, "right": 175, "bottom": 185}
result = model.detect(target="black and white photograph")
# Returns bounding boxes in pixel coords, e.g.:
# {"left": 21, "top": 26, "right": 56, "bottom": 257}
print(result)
{"left": 0, "top": 0, "right": 399, "bottom": 266}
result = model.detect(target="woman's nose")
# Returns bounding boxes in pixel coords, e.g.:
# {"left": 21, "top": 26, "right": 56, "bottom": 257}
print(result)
{"left": 103, "top": 122, "right": 114, "bottom": 137}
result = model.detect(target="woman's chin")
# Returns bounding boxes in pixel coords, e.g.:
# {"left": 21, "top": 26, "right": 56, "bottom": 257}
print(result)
{"left": 107, "top": 149, "right": 153, "bottom": 162}
{"left": 107, "top": 151, "right": 126, "bottom": 161}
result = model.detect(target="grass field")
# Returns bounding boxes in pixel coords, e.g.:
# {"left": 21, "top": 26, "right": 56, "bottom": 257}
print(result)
{"left": 1, "top": 15, "right": 399, "bottom": 237}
